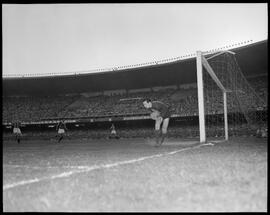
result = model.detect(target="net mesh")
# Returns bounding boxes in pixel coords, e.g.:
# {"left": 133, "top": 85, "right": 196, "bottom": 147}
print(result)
{"left": 203, "top": 52, "right": 267, "bottom": 139}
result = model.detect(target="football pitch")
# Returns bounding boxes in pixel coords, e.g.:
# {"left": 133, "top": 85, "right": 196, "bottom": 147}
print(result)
{"left": 3, "top": 137, "right": 267, "bottom": 212}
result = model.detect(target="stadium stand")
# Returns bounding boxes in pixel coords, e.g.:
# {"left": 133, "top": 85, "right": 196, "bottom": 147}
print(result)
{"left": 2, "top": 75, "right": 267, "bottom": 124}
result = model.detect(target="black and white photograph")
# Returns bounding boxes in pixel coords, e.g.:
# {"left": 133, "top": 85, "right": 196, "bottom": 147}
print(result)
{"left": 2, "top": 3, "right": 267, "bottom": 212}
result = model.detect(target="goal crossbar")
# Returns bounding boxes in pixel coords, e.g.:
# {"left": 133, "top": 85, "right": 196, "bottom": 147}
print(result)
{"left": 205, "top": 50, "right": 236, "bottom": 60}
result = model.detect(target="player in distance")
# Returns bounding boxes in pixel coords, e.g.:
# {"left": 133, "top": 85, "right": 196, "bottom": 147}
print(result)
{"left": 109, "top": 123, "right": 120, "bottom": 139}
{"left": 143, "top": 98, "right": 172, "bottom": 147}
{"left": 56, "top": 120, "right": 68, "bottom": 143}
{"left": 13, "top": 121, "right": 22, "bottom": 144}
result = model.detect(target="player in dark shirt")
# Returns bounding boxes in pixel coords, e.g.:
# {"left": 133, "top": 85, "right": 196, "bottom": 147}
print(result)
{"left": 56, "top": 120, "right": 68, "bottom": 143}
{"left": 12, "top": 121, "right": 22, "bottom": 144}
{"left": 109, "top": 123, "right": 120, "bottom": 139}
{"left": 143, "top": 98, "right": 172, "bottom": 146}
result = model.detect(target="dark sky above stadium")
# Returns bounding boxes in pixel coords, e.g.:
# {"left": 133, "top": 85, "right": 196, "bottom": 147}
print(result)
{"left": 2, "top": 3, "right": 267, "bottom": 77}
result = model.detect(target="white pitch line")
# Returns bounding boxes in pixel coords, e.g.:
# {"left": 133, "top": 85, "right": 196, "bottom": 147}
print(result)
{"left": 3, "top": 143, "right": 208, "bottom": 190}
{"left": 3, "top": 164, "right": 90, "bottom": 170}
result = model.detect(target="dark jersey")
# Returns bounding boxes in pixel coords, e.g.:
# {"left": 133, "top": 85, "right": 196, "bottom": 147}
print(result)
{"left": 13, "top": 122, "right": 21, "bottom": 128}
{"left": 56, "top": 122, "right": 67, "bottom": 130}
{"left": 150, "top": 101, "right": 171, "bottom": 119}
{"left": 110, "top": 124, "right": 115, "bottom": 130}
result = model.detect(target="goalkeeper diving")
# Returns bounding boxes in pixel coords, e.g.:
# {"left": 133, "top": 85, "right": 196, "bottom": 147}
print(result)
{"left": 143, "top": 98, "right": 172, "bottom": 147}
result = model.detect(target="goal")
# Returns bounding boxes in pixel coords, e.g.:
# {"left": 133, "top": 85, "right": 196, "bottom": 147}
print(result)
{"left": 196, "top": 50, "right": 267, "bottom": 143}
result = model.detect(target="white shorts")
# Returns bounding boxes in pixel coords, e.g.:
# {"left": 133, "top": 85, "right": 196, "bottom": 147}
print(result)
{"left": 111, "top": 130, "right": 116, "bottom": 135}
{"left": 13, "top": 128, "right": 22, "bottom": 135}
{"left": 58, "top": 129, "right": 65, "bottom": 134}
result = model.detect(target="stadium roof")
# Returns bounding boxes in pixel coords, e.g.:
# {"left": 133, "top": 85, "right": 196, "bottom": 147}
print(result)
{"left": 2, "top": 40, "right": 267, "bottom": 96}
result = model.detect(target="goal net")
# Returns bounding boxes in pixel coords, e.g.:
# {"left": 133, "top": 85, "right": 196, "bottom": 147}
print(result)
{"left": 196, "top": 50, "right": 267, "bottom": 143}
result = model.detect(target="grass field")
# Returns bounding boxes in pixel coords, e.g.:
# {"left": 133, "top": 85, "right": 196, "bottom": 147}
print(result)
{"left": 3, "top": 136, "right": 267, "bottom": 212}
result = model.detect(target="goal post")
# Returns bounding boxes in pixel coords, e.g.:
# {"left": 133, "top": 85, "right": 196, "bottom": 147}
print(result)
{"left": 196, "top": 51, "right": 206, "bottom": 143}
{"left": 196, "top": 49, "right": 267, "bottom": 143}
{"left": 196, "top": 51, "right": 229, "bottom": 143}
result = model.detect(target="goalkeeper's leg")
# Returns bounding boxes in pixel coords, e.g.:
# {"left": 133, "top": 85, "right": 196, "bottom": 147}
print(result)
{"left": 15, "top": 134, "right": 20, "bottom": 144}
{"left": 154, "top": 129, "right": 161, "bottom": 146}
{"left": 58, "top": 135, "right": 63, "bottom": 143}
{"left": 154, "top": 118, "right": 163, "bottom": 147}
{"left": 159, "top": 118, "right": 170, "bottom": 146}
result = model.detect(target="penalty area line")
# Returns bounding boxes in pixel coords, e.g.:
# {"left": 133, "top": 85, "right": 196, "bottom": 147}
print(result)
{"left": 3, "top": 143, "right": 208, "bottom": 190}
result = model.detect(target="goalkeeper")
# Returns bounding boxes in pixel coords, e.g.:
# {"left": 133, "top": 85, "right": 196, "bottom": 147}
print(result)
{"left": 143, "top": 98, "right": 172, "bottom": 146}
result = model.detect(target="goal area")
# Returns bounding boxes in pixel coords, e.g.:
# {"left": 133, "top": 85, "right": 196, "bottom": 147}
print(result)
{"left": 196, "top": 50, "right": 267, "bottom": 143}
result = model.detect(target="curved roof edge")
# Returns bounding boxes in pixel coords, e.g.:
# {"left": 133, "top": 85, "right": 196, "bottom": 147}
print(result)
{"left": 3, "top": 40, "right": 266, "bottom": 80}
{"left": 3, "top": 39, "right": 267, "bottom": 96}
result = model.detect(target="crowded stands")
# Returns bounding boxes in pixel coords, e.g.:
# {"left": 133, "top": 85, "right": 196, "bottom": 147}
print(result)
{"left": 2, "top": 75, "right": 267, "bottom": 140}
{"left": 2, "top": 75, "right": 267, "bottom": 123}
